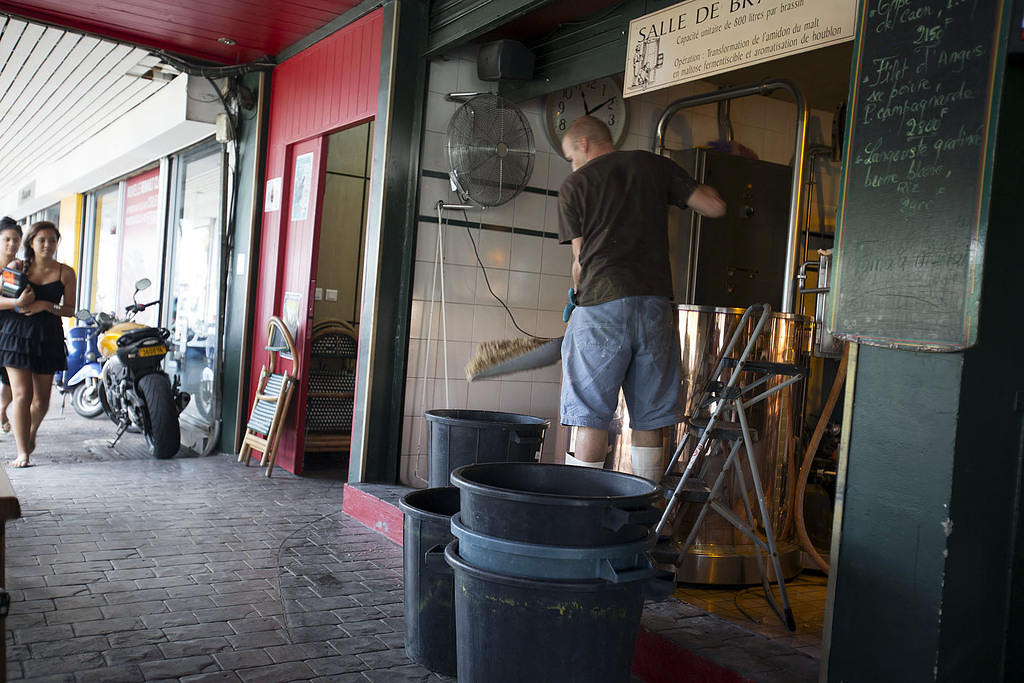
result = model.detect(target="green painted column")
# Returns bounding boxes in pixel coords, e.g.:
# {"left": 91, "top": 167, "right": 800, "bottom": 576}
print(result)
{"left": 219, "top": 71, "right": 269, "bottom": 454}
{"left": 825, "top": 62, "right": 1024, "bottom": 682}
{"left": 349, "top": 0, "right": 428, "bottom": 483}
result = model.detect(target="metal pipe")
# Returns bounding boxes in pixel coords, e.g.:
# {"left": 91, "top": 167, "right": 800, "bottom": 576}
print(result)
{"left": 445, "top": 92, "right": 485, "bottom": 102}
{"left": 655, "top": 79, "right": 808, "bottom": 313}
{"left": 801, "top": 145, "right": 833, "bottom": 264}
{"left": 796, "top": 259, "right": 819, "bottom": 287}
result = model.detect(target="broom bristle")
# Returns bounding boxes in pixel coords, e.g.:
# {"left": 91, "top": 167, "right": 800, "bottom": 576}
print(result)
{"left": 465, "top": 337, "right": 554, "bottom": 381}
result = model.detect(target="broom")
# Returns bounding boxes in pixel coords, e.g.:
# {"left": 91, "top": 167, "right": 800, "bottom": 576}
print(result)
{"left": 464, "top": 288, "right": 575, "bottom": 381}
{"left": 464, "top": 336, "right": 563, "bottom": 381}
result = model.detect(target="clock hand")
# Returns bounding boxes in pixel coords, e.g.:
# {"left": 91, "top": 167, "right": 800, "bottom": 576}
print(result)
{"left": 587, "top": 97, "right": 615, "bottom": 115}
{"left": 580, "top": 91, "right": 590, "bottom": 116}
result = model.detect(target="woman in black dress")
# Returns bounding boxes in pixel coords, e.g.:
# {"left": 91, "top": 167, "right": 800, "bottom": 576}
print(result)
{"left": 0, "top": 221, "right": 76, "bottom": 467}
{"left": 0, "top": 217, "right": 35, "bottom": 434}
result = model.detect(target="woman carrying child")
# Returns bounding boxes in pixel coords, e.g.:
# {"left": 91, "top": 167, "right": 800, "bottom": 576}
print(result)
{"left": 0, "top": 217, "right": 35, "bottom": 436}
{"left": 0, "top": 221, "right": 76, "bottom": 467}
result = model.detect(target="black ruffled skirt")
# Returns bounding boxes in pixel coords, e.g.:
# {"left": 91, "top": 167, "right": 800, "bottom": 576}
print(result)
{"left": 0, "top": 310, "right": 67, "bottom": 374}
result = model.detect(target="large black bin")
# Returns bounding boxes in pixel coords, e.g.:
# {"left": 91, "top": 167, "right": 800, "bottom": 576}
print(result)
{"left": 397, "top": 487, "right": 460, "bottom": 676}
{"left": 451, "top": 462, "right": 661, "bottom": 546}
{"left": 445, "top": 540, "right": 647, "bottom": 683}
{"left": 425, "top": 409, "right": 549, "bottom": 488}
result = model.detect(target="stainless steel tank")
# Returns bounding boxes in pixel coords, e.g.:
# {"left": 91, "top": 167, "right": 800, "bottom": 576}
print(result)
{"left": 601, "top": 304, "right": 811, "bottom": 584}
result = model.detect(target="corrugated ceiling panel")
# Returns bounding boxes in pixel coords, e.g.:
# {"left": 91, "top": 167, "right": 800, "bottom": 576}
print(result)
{"left": 0, "top": 16, "right": 172, "bottom": 207}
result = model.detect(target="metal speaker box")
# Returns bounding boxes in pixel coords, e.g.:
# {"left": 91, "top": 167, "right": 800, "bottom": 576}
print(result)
{"left": 477, "top": 40, "right": 535, "bottom": 81}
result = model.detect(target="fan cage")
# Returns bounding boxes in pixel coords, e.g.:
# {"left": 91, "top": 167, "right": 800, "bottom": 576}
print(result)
{"left": 446, "top": 94, "right": 536, "bottom": 208}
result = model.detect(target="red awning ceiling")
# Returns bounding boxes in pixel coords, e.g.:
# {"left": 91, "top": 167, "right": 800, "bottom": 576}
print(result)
{"left": 0, "top": 0, "right": 363, "bottom": 63}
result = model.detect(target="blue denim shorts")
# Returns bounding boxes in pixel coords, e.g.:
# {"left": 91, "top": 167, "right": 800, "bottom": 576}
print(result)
{"left": 560, "top": 296, "right": 682, "bottom": 431}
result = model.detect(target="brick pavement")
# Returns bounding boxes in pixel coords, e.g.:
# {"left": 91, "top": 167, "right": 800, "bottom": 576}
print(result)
{"left": 2, "top": 400, "right": 451, "bottom": 683}
{"left": 1, "top": 400, "right": 819, "bottom": 683}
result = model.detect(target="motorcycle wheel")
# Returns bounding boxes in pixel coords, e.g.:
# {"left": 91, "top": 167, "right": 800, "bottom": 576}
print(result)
{"left": 71, "top": 378, "right": 103, "bottom": 419}
{"left": 139, "top": 374, "right": 180, "bottom": 459}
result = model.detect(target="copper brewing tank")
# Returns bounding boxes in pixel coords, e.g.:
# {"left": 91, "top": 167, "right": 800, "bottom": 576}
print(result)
{"left": 600, "top": 304, "right": 811, "bottom": 584}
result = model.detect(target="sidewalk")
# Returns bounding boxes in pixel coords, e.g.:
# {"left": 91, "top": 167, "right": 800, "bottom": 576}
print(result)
{"left": 2, "top": 400, "right": 819, "bottom": 682}
{"left": 3, "top": 401, "right": 444, "bottom": 682}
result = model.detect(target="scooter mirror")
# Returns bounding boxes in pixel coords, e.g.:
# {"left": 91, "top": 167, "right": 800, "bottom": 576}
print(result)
{"left": 135, "top": 278, "right": 152, "bottom": 292}
{"left": 75, "top": 309, "right": 92, "bottom": 321}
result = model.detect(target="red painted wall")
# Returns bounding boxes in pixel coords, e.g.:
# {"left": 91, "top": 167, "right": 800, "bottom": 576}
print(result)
{"left": 249, "top": 10, "right": 382, "bottom": 473}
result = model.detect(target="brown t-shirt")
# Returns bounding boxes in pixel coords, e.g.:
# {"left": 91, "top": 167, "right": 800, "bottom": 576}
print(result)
{"left": 558, "top": 150, "right": 698, "bottom": 306}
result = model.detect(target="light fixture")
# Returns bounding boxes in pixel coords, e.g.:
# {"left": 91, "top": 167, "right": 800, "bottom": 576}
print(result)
{"left": 218, "top": 37, "right": 237, "bottom": 46}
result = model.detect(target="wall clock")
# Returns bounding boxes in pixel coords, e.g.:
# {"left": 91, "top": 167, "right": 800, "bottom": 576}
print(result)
{"left": 544, "top": 76, "right": 630, "bottom": 155}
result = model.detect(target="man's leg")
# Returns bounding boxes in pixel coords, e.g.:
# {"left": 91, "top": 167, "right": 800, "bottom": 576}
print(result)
{"left": 559, "top": 299, "right": 630, "bottom": 468}
{"left": 630, "top": 428, "right": 664, "bottom": 481}
{"left": 622, "top": 297, "right": 683, "bottom": 482}
{"left": 567, "top": 425, "right": 608, "bottom": 467}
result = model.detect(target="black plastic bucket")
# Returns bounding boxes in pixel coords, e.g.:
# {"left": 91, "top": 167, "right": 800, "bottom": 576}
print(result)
{"left": 445, "top": 540, "right": 647, "bottom": 683}
{"left": 397, "top": 487, "right": 460, "bottom": 675}
{"left": 450, "top": 512, "right": 656, "bottom": 581}
{"left": 451, "top": 462, "right": 661, "bottom": 546}
{"left": 425, "top": 409, "right": 549, "bottom": 488}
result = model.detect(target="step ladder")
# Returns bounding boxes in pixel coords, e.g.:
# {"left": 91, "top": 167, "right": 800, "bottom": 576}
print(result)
{"left": 655, "top": 303, "right": 805, "bottom": 631}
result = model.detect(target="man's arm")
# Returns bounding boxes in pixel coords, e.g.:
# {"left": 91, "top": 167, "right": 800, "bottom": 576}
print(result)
{"left": 570, "top": 237, "right": 582, "bottom": 290}
{"left": 686, "top": 184, "right": 727, "bottom": 218}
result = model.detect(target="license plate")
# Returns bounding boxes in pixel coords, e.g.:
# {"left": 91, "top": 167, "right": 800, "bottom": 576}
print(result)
{"left": 138, "top": 345, "right": 166, "bottom": 358}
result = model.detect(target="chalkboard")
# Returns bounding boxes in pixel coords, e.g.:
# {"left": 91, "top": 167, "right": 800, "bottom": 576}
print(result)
{"left": 829, "top": 0, "right": 1011, "bottom": 351}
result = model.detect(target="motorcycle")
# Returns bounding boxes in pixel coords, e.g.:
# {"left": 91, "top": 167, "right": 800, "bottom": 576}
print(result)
{"left": 55, "top": 315, "right": 104, "bottom": 418}
{"left": 79, "top": 278, "right": 190, "bottom": 459}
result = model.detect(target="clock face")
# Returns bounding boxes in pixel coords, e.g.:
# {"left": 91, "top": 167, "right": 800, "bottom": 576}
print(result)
{"left": 544, "top": 77, "right": 629, "bottom": 155}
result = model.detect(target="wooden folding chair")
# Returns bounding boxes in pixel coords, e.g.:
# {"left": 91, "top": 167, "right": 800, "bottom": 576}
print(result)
{"left": 238, "top": 316, "right": 298, "bottom": 477}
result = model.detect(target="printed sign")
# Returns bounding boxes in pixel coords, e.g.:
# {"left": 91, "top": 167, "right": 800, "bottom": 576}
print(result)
{"left": 282, "top": 291, "right": 302, "bottom": 345}
{"left": 624, "top": 0, "right": 856, "bottom": 98}
{"left": 264, "top": 177, "right": 282, "bottom": 212}
{"left": 291, "top": 154, "right": 313, "bottom": 222}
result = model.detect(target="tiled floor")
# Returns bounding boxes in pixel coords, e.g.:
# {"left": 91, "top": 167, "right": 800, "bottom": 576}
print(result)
{"left": 0, "top": 400, "right": 821, "bottom": 682}
{"left": 675, "top": 572, "right": 827, "bottom": 660}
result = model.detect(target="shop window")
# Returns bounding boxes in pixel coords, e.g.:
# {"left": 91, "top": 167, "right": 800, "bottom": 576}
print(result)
{"left": 164, "top": 144, "right": 224, "bottom": 428}
{"left": 119, "top": 168, "right": 162, "bottom": 326}
{"left": 90, "top": 185, "right": 121, "bottom": 314}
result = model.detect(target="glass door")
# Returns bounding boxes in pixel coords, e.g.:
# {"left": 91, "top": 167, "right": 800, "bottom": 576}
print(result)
{"left": 164, "top": 143, "right": 224, "bottom": 433}
{"left": 90, "top": 184, "right": 122, "bottom": 314}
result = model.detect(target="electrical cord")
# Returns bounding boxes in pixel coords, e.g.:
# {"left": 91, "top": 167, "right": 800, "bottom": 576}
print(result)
{"left": 151, "top": 49, "right": 274, "bottom": 78}
{"left": 275, "top": 507, "right": 346, "bottom": 644}
{"left": 732, "top": 574, "right": 828, "bottom": 626}
{"left": 458, "top": 209, "right": 543, "bottom": 339}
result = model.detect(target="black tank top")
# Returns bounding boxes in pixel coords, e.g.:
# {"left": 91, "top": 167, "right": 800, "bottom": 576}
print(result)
{"left": 29, "top": 264, "right": 64, "bottom": 305}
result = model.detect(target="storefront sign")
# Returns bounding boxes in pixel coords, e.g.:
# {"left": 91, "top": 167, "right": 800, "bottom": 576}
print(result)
{"left": 624, "top": 0, "right": 856, "bottom": 98}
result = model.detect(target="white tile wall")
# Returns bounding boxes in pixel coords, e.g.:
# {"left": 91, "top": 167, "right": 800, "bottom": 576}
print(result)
{"left": 510, "top": 233, "right": 543, "bottom": 272}
{"left": 399, "top": 52, "right": 841, "bottom": 486}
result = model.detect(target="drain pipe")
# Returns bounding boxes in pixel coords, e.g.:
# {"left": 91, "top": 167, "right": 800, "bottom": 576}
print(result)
{"left": 655, "top": 79, "right": 808, "bottom": 313}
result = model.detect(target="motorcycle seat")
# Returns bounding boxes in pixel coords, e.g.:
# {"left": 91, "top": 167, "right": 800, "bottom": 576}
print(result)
{"left": 117, "top": 328, "right": 166, "bottom": 347}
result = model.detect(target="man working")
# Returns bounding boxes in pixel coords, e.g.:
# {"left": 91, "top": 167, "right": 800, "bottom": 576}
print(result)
{"left": 558, "top": 116, "right": 726, "bottom": 481}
